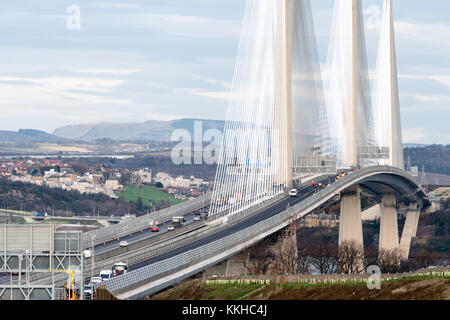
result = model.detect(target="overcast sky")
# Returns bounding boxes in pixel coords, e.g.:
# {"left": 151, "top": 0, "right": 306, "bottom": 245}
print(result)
{"left": 0, "top": 0, "right": 449, "bottom": 144}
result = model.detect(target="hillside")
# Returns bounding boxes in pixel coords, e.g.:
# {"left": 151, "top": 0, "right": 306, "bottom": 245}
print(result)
{"left": 148, "top": 276, "right": 450, "bottom": 300}
{"left": 404, "top": 144, "right": 450, "bottom": 176}
{"left": 0, "top": 178, "right": 173, "bottom": 216}
{"left": 0, "top": 129, "right": 70, "bottom": 143}
{"left": 52, "top": 118, "right": 225, "bottom": 142}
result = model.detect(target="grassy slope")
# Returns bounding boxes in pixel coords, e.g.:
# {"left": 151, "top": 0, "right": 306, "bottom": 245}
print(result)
{"left": 116, "top": 186, "right": 184, "bottom": 206}
{"left": 149, "top": 276, "right": 450, "bottom": 300}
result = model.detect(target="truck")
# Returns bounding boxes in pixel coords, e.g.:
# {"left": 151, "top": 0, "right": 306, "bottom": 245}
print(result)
{"left": 83, "top": 249, "right": 92, "bottom": 259}
{"left": 112, "top": 262, "right": 129, "bottom": 277}
{"left": 31, "top": 211, "right": 47, "bottom": 221}
{"left": 99, "top": 269, "right": 113, "bottom": 281}
{"left": 171, "top": 216, "right": 184, "bottom": 228}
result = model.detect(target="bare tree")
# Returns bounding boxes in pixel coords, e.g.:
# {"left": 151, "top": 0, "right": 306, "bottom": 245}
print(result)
{"left": 364, "top": 245, "right": 379, "bottom": 268}
{"left": 247, "top": 238, "right": 276, "bottom": 275}
{"left": 273, "top": 240, "right": 299, "bottom": 275}
{"left": 378, "top": 248, "right": 402, "bottom": 273}
{"left": 297, "top": 248, "right": 311, "bottom": 274}
{"left": 336, "top": 240, "right": 365, "bottom": 274}
{"left": 307, "top": 243, "right": 338, "bottom": 274}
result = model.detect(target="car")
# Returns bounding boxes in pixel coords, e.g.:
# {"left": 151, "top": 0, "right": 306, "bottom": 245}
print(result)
{"left": 90, "top": 276, "right": 102, "bottom": 286}
{"left": 167, "top": 225, "right": 175, "bottom": 231}
{"left": 151, "top": 226, "right": 159, "bottom": 232}
{"left": 193, "top": 215, "right": 201, "bottom": 221}
{"left": 119, "top": 241, "right": 128, "bottom": 248}
{"left": 289, "top": 189, "right": 298, "bottom": 197}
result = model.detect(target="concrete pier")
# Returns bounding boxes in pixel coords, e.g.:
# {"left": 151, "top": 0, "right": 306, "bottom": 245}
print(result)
{"left": 399, "top": 203, "right": 420, "bottom": 259}
{"left": 338, "top": 185, "right": 363, "bottom": 247}
{"left": 379, "top": 193, "right": 399, "bottom": 252}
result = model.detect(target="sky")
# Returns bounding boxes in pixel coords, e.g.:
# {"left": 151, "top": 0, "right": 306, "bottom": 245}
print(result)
{"left": 0, "top": 0, "right": 449, "bottom": 144}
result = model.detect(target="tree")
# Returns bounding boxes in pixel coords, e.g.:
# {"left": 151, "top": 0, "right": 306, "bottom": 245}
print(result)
{"left": 297, "top": 248, "right": 311, "bottom": 274}
{"left": 247, "top": 238, "right": 276, "bottom": 275}
{"left": 136, "top": 197, "right": 144, "bottom": 211}
{"left": 364, "top": 245, "right": 379, "bottom": 268}
{"left": 307, "top": 243, "right": 338, "bottom": 274}
{"left": 273, "top": 239, "right": 299, "bottom": 275}
{"left": 378, "top": 248, "right": 402, "bottom": 273}
{"left": 120, "top": 172, "right": 132, "bottom": 186}
{"left": 336, "top": 240, "right": 365, "bottom": 274}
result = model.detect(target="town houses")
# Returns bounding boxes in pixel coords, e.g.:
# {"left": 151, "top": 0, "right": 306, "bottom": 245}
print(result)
{"left": 0, "top": 159, "right": 209, "bottom": 200}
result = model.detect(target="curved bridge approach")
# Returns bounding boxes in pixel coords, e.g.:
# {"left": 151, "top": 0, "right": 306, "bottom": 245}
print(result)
{"left": 102, "top": 166, "right": 430, "bottom": 299}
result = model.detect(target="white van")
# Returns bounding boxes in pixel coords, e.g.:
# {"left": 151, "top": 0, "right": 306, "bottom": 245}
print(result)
{"left": 99, "top": 269, "right": 113, "bottom": 281}
{"left": 83, "top": 250, "right": 92, "bottom": 259}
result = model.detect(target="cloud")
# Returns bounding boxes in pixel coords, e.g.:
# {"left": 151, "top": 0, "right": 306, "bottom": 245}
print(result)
{"left": 395, "top": 20, "right": 450, "bottom": 43}
{"left": 399, "top": 73, "right": 450, "bottom": 90}
{"left": 120, "top": 13, "right": 241, "bottom": 38}
{"left": 89, "top": 3, "right": 141, "bottom": 9}
{"left": 71, "top": 68, "right": 139, "bottom": 75}
{"left": 0, "top": 75, "right": 130, "bottom": 107}
{"left": 193, "top": 75, "right": 232, "bottom": 89}
{"left": 188, "top": 90, "right": 230, "bottom": 100}
{"left": 402, "top": 128, "right": 429, "bottom": 143}
{"left": 401, "top": 93, "right": 450, "bottom": 103}
{"left": 144, "top": 113, "right": 184, "bottom": 121}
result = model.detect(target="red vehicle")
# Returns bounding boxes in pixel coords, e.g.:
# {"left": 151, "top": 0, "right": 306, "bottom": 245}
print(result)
{"left": 151, "top": 226, "right": 159, "bottom": 232}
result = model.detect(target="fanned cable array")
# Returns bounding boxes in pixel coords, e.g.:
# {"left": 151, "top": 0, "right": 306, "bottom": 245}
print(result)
{"left": 291, "top": 0, "right": 334, "bottom": 172}
{"left": 209, "top": 0, "right": 330, "bottom": 220}
{"left": 324, "top": 0, "right": 376, "bottom": 168}
{"left": 372, "top": 0, "right": 404, "bottom": 169}
{"left": 209, "top": 0, "right": 405, "bottom": 220}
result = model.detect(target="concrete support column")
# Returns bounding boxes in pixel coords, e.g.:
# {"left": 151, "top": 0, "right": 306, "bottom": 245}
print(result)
{"left": 339, "top": 185, "right": 364, "bottom": 247}
{"left": 379, "top": 193, "right": 399, "bottom": 253}
{"left": 399, "top": 203, "right": 420, "bottom": 260}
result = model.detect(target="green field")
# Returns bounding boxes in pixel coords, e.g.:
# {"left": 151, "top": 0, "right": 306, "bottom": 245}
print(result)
{"left": 116, "top": 186, "right": 184, "bottom": 206}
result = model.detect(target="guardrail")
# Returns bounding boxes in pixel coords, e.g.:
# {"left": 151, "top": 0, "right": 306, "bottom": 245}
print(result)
{"left": 81, "top": 192, "right": 211, "bottom": 248}
{"left": 90, "top": 221, "right": 206, "bottom": 264}
{"left": 104, "top": 166, "right": 427, "bottom": 298}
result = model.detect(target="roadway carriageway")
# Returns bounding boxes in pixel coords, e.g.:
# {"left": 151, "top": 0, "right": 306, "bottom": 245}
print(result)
{"left": 127, "top": 177, "right": 331, "bottom": 272}
{"left": 92, "top": 206, "right": 209, "bottom": 255}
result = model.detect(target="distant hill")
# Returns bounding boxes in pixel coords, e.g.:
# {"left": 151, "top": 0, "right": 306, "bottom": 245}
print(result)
{"left": 52, "top": 118, "right": 225, "bottom": 142}
{"left": 0, "top": 129, "right": 70, "bottom": 143}
{"left": 404, "top": 145, "right": 450, "bottom": 176}
{"left": 403, "top": 143, "right": 429, "bottom": 148}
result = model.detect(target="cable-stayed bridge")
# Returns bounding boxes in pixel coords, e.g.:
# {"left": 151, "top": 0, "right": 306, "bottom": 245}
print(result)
{"left": 1, "top": 0, "right": 431, "bottom": 300}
